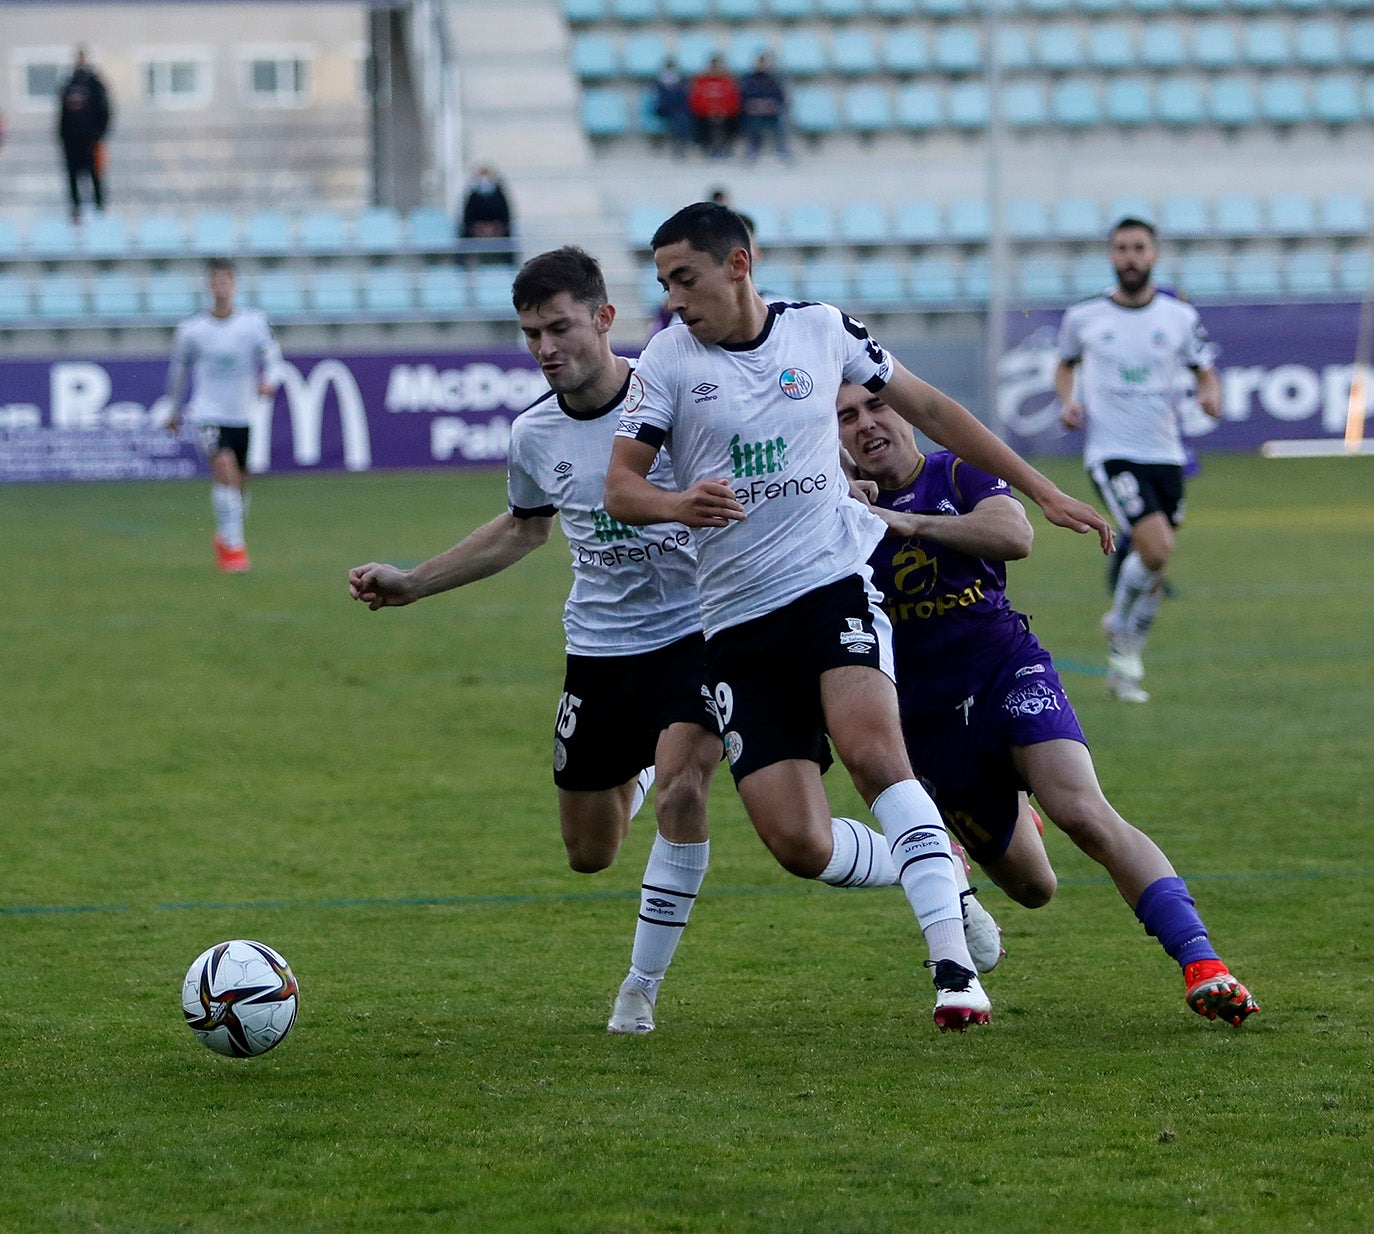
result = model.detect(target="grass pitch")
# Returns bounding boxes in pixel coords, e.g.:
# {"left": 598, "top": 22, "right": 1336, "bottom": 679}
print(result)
{"left": 2, "top": 454, "right": 1371, "bottom": 1233}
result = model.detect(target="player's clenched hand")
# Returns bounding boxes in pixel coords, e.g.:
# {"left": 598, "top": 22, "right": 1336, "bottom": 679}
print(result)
{"left": 676, "top": 479, "right": 746, "bottom": 528}
{"left": 1037, "top": 490, "right": 1115, "bottom": 555}
{"left": 348, "top": 563, "right": 416, "bottom": 610}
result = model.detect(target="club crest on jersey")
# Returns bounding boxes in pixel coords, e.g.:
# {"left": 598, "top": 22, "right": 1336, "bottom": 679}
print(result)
{"left": 623, "top": 372, "right": 645, "bottom": 413}
{"left": 724, "top": 730, "right": 744, "bottom": 765}
{"left": 839, "top": 617, "right": 876, "bottom": 654}
{"left": 778, "top": 368, "right": 813, "bottom": 400}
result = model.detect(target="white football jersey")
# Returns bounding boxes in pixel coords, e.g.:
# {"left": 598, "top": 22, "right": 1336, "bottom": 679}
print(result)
{"left": 167, "top": 309, "right": 281, "bottom": 427}
{"left": 508, "top": 365, "right": 702, "bottom": 657}
{"left": 1056, "top": 292, "right": 1216, "bottom": 468}
{"left": 616, "top": 302, "right": 892, "bottom": 636}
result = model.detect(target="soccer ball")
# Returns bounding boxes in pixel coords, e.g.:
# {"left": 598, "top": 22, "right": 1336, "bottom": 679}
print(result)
{"left": 182, "top": 939, "right": 299, "bottom": 1058}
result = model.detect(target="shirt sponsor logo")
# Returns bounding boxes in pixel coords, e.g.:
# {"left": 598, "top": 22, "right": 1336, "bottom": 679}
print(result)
{"left": 730, "top": 433, "right": 788, "bottom": 478}
{"left": 575, "top": 527, "right": 692, "bottom": 568}
{"left": 778, "top": 368, "right": 813, "bottom": 400}
{"left": 592, "top": 508, "right": 640, "bottom": 543}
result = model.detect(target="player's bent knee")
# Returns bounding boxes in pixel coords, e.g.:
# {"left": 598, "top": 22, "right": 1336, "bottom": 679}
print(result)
{"left": 565, "top": 845, "right": 617, "bottom": 875}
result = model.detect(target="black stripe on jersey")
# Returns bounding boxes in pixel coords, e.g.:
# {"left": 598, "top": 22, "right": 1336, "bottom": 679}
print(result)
{"left": 559, "top": 366, "right": 635, "bottom": 422}
{"left": 519, "top": 388, "right": 558, "bottom": 414}
{"left": 512, "top": 504, "right": 555, "bottom": 519}
{"left": 862, "top": 375, "right": 888, "bottom": 394}
{"left": 720, "top": 305, "right": 780, "bottom": 352}
{"left": 631, "top": 423, "right": 666, "bottom": 449}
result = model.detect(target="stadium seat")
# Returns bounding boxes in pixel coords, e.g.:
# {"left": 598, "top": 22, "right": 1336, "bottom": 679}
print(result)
{"left": 946, "top": 82, "right": 989, "bottom": 130}
{"left": 1155, "top": 77, "right": 1206, "bottom": 126}
{"left": 869, "top": 0, "right": 916, "bottom": 14}
{"left": 360, "top": 267, "right": 414, "bottom": 314}
{"left": 191, "top": 211, "right": 240, "bottom": 256}
{"left": 933, "top": 27, "right": 981, "bottom": 76}
{"left": 1190, "top": 21, "right": 1239, "bottom": 69}
{"left": 1213, "top": 193, "right": 1264, "bottom": 236}
{"left": 1336, "top": 248, "right": 1371, "bottom": 295}
{"left": 1068, "top": 253, "right": 1111, "bottom": 298}
{"left": 800, "top": 262, "right": 851, "bottom": 303}
{"left": 1231, "top": 253, "right": 1284, "bottom": 298}
{"left": 884, "top": 29, "right": 931, "bottom": 75}
{"left": 1259, "top": 77, "right": 1309, "bottom": 125}
{"left": 36, "top": 276, "right": 86, "bottom": 319}
{"left": 673, "top": 32, "right": 718, "bottom": 73}
{"left": 791, "top": 85, "right": 840, "bottom": 134}
{"left": 724, "top": 31, "right": 769, "bottom": 74}
{"left": 1023, "top": 0, "right": 1071, "bottom": 13}
{"left": 1108, "top": 196, "right": 1155, "bottom": 226}
{"left": 1319, "top": 192, "right": 1370, "bottom": 237}
{"left": 717, "top": 0, "right": 765, "bottom": 19}
{"left": 79, "top": 213, "right": 130, "bottom": 258}
{"left": 565, "top": 0, "right": 607, "bottom": 21}
{"left": 960, "top": 255, "right": 990, "bottom": 302}
{"left": 134, "top": 213, "right": 185, "bottom": 255}
{"left": 253, "top": 272, "right": 307, "bottom": 317}
{"left": 910, "top": 256, "right": 960, "bottom": 304}
{"left": 922, "top": 0, "right": 966, "bottom": 18}
{"left": 0, "top": 219, "right": 18, "bottom": 259}
{"left": 1160, "top": 195, "right": 1211, "bottom": 238}
{"left": 1293, "top": 20, "right": 1341, "bottom": 68}
{"left": 764, "top": 0, "right": 813, "bottom": 18}
{"left": 572, "top": 34, "right": 619, "bottom": 81}
{"left": 1050, "top": 79, "right": 1102, "bottom": 127}
{"left": 310, "top": 271, "right": 360, "bottom": 315}
{"left": 1178, "top": 0, "right": 1226, "bottom": 13}
{"left": 299, "top": 211, "right": 348, "bottom": 254}
{"left": 610, "top": 0, "right": 656, "bottom": 22}
{"left": 1087, "top": 24, "right": 1136, "bottom": 71}
{"left": 1052, "top": 198, "right": 1103, "bottom": 241}
{"left": 1209, "top": 77, "right": 1258, "bottom": 127}
{"left": 1126, "top": 0, "right": 1173, "bottom": 13}
{"left": 1036, "top": 25, "right": 1085, "bottom": 72}
{"left": 471, "top": 267, "right": 519, "bottom": 313}
{"left": 1004, "top": 200, "right": 1049, "bottom": 241}
{"left": 947, "top": 199, "right": 990, "bottom": 243}
{"left": 626, "top": 204, "right": 667, "bottom": 247}
{"left": 27, "top": 216, "right": 79, "bottom": 258}
{"left": 91, "top": 272, "right": 141, "bottom": 318}
{"left": 624, "top": 32, "right": 670, "bottom": 77}
{"left": 739, "top": 203, "right": 783, "bottom": 245}
{"left": 582, "top": 89, "right": 630, "bottom": 136}
{"left": 355, "top": 206, "right": 404, "bottom": 252}
{"left": 663, "top": 0, "right": 710, "bottom": 20}
{"left": 994, "top": 26, "right": 1034, "bottom": 73}
{"left": 1078, "top": 0, "right": 1118, "bottom": 14}
{"left": 1003, "top": 81, "right": 1049, "bottom": 128}
{"left": 778, "top": 30, "right": 828, "bottom": 77}
{"left": 839, "top": 202, "right": 890, "bottom": 246}
{"left": 1242, "top": 22, "right": 1289, "bottom": 69}
{"left": 895, "top": 83, "right": 943, "bottom": 132}
{"left": 1278, "top": 0, "right": 1324, "bottom": 12}
{"left": 245, "top": 210, "right": 294, "bottom": 255}
{"left": 1177, "top": 250, "right": 1230, "bottom": 298}
{"left": 784, "top": 202, "right": 835, "bottom": 246}
{"left": 832, "top": 30, "right": 879, "bottom": 76}
{"left": 1139, "top": 22, "right": 1187, "bottom": 70}
{"left": 408, "top": 207, "right": 455, "bottom": 250}
{"left": 1230, "top": 0, "right": 1279, "bottom": 10}
{"left": 1351, "top": 20, "right": 1374, "bottom": 68}
{"left": 894, "top": 200, "right": 943, "bottom": 245}
{"left": 1313, "top": 75, "right": 1362, "bottom": 126}
{"left": 416, "top": 267, "right": 469, "bottom": 313}
{"left": 853, "top": 260, "right": 908, "bottom": 307}
{"left": 817, "top": 0, "right": 863, "bottom": 20}
{"left": 1016, "top": 256, "right": 1068, "bottom": 302}
{"left": 146, "top": 273, "right": 199, "bottom": 318}
{"left": 1105, "top": 78, "right": 1154, "bottom": 126}
{"left": 1285, "top": 252, "right": 1335, "bottom": 296}
{"left": 0, "top": 275, "right": 29, "bottom": 322}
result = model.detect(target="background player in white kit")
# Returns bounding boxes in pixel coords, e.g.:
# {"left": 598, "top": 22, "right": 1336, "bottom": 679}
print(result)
{"left": 606, "top": 203, "right": 1113, "bottom": 1031}
{"left": 348, "top": 248, "right": 723, "bottom": 1034}
{"left": 166, "top": 258, "right": 281, "bottom": 573}
{"left": 1055, "top": 218, "right": 1221, "bottom": 702}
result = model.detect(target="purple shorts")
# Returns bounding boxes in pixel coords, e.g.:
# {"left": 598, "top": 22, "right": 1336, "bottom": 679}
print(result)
{"left": 900, "top": 638, "right": 1085, "bottom": 864}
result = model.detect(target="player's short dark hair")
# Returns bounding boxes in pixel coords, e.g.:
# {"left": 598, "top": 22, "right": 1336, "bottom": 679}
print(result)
{"left": 1111, "top": 216, "right": 1158, "bottom": 242}
{"left": 652, "top": 202, "right": 753, "bottom": 265}
{"left": 511, "top": 246, "right": 608, "bottom": 314}
{"left": 207, "top": 257, "right": 235, "bottom": 275}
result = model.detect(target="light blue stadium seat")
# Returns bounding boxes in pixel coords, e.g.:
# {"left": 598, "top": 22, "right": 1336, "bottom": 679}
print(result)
{"left": 1003, "top": 81, "right": 1049, "bottom": 128}
{"left": 1242, "top": 22, "right": 1289, "bottom": 68}
{"left": 894, "top": 200, "right": 943, "bottom": 244}
{"left": 853, "top": 260, "right": 908, "bottom": 307}
{"left": 895, "top": 83, "right": 943, "bottom": 132}
{"left": 91, "top": 272, "right": 141, "bottom": 318}
{"left": 416, "top": 267, "right": 469, "bottom": 313}
{"left": 134, "top": 213, "right": 184, "bottom": 255}
{"left": 1087, "top": 24, "right": 1136, "bottom": 71}
{"left": 923, "top": 0, "right": 967, "bottom": 17}
{"left": 817, "top": 0, "right": 864, "bottom": 18}
{"left": 471, "top": 267, "right": 520, "bottom": 313}
{"left": 946, "top": 82, "right": 988, "bottom": 129}
{"left": 565, "top": 0, "right": 607, "bottom": 22}
{"left": 739, "top": 203, "right": 783, "bottom": 245}
{"left": 947, "top": 199, "right": 990, "bottom": 242}
{"left": 639, "top": 91, "right": 669, "bottom": 136}
{"left": 764, "top": 0, "right": 813, "bottom": 17}
{"left": 0, "top": 219, "right": 18, "bottom": 259}
{"left": 361, "top": 267, "right": 414, "bottom": 314}
{"left": 1319, "top": 192, "right": 1370, "bottom": 237}
{"left": 245, "top": 210, "right": 294, "bottom": 254}
{"left": 191, "top": 211, "right": 240, "bottom": 256}
{"left": 310, "top": 271, "right": 360, "bottom": 315}
{"left": 1352, "top": 20, "right": 1374, "bottom": 68}
{"left": 784, "top": 202, "right": 835, "bottom": 245}
{"left": 884, "top": 29, "right": 931, "bottom": 74}
{"left": 724, "top": 30, "right": 769, "bottom": 74}
{"left": 1209, "top": 77, "right": 1258, "bottom": 126}
{"left": 1126, "top": 0, "right": 1172, "bottom": 13}
{"left": 640, "top": 265, "right": 668, "bottom": 310}
{"left": 664, "top": 0, "right": 711, "bottom": 19}
{"left": 1260, "top": 77, "right": 1309, "bottom": 125}
{"left": 301, "top": 211, "right": 350, "bottom": 253}
{"left": 674, "top": 32, "right": 719, "bottom": 72}
{"left": 1105, "top": 78, "right": 1154, "bottom": 126}
{"left": 1336, "top": 248, "right": 1371, "bottom": 295}
{"left": 1293, "top": 20, "right": 1341, "bottom": 69}
{"left": 572, "top": 34, "right": 618, "bottom": 80}
{"left": 1036, "top": 25, "right": 1085, "bottom": 72}
{"left": 933, "top": 27, "right": 981, "bottom": 75}
{"left": 36, "top": 276, "right": 87, "bottom": 319}
{"left": 1139, "top": 22, "right": 1188, "bottom": 70}
{"left": 1178, "top": 0, "right": 1226, "bottom": 12}
{"left": 994, "top": 26, "right": 1034, "bottom": 73}
{"left": 1023, "top": 0, "right": 1071, "bottom": 13}
{"left": 758, "top": 265, "right": 799, "bottom": 301}
{"left": 1230, "top": 0, "right": 1278, "bottom": 9}
{"left": 961, "top": 255, "right": 990, "bottom": 302}
{"left": 0, "top": 275, "right": 29, "bottom": 321}
{"left": 408, "top": 207, "right": 455, "bottom": 250}
{"left": 839, "top": 201, "right": 889, "bottom": 245}
{"left": 1156, "top": 77, "right": 1206, "bottom": 125}
{"left": 627, "top": 204, "right": 667, "bottom": 246}
{"left": 910, "top": 256, "right": 960, "bottom": 304}
{"left": 1016, "top": 256, "right": 1068, "bottom": 302}
{"left": 253, "top": 272, "right": 307, "bottom": 317}
{"left": 1177, "top": 250, "right": 1230, "bottom": 298}
{"left": 355, "top": 206, "right": 403, "bottom": 252}
{"left": 1313, "top": 75, "right": 1362, "bottom": 125}
{"left": 716, "top": 0, "right": 765, "bottom": 19}
{"left": 625, "top": 33, "right": 671, "bottom": 78}
{"left": 27, "top": 216, "right": 79, "bottom": 258}
{"left": 869, "top": 0, "right": 918, "bottom": 16}
{"left": 79, "top": 213, "right": 130, "bottom": 258}
{"left": 146, "top": 273, "right": 198, "bottom": 318}
{"left": 1077, "top": 0, "right": 1119, "bottom": 14}
{"left": 800, "top": 262, "right": 851, "bottom": 303}
{"left": 582, "top": 88, "right": 630, "bottom": 136}
{"left": 1005, "top": 200, "right": 1049, "bottom": 240}
{"left": 832, "top": 30, "right": 879, "bottom": 75}
{"left": 611, "top": 0, "right": 657, "bottom": 22}
{"left": 1285, "top": 252, "right": 1335, "bottom": 297}
{"left": 1107, "top": 196, "right": 1155, "bottom": 226}
{"left": 1052, "top": 198, "right": 1103, "bottom": 241}
{"left": 1268, "top": 194, "right": 1316, "bottom": 236}
{"left": 1069, "top": 253, "right": 1111, "bottom": 297}
{"left": 778, "top": 30, "right": 827, "bottom": 77}
{"left": 1213, "top": 193, "right": 1264, "bottom": 236}
{"left": 1051, "top": 79, "right": 1102, "bottom": 127}
{"left": 1231, "top": 253, "right": 1283, "bottom": 298}
{"left": 1160, "top": 195, "right": 1210, "bottom": 237}
{"left": 1278, "top": 0, "right": 1324, "bottom": 12}
{"left": 1190, "top": 21, "right": 1239, "bottom": 69}
{"left": 791, "top": 85, "right": 840, "bottom": 134}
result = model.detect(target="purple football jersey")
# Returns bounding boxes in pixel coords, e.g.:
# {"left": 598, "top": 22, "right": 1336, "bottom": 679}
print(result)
{"left": 866, "top": 451, "right": 1034, "bottom": 716}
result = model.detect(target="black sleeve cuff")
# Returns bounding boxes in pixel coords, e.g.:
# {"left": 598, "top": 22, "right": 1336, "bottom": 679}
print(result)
{"left": 632, "top": 423, "right": 667, "bottom": 449}
{"left": 512, "top": 504, "right": 555, "bottom": 520}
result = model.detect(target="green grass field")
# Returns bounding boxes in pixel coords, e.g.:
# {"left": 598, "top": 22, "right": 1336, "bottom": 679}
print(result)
{"left": 2, "top": 453, "right": 1371, "bottom": 1233}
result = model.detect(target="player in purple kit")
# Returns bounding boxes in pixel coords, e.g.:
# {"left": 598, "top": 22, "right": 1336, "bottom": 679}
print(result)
{"left": 838, "top": 382, "right": 1259, "bottom": 1026}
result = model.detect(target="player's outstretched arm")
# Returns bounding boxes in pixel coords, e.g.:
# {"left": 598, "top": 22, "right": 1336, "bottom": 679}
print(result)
{"left": 879, "top": 363, "right": 1113, "bottom": 554}
{"left": 880, "top": 494, "right": 1034, "bottom": 562}
{"left": 605, "top": 437, "right": 746, "bottom": 529}
{"left": 348, "top": 512, "right": 553, "bottom": 611}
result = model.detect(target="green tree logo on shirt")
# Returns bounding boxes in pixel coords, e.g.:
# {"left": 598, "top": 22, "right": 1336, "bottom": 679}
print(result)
{"left": 592, "top": 509, "right": 640, "bottom": 543}
{"left": 1119, "top": 365, "right": 1149, "bottom": 384}
{"left": 730, "top": 434, "right": 788, "bottom": 479}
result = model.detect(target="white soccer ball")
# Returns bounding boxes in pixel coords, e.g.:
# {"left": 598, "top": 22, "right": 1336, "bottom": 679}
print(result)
{"left": 181, "top": 939, "right": 299, "bottom": 1058}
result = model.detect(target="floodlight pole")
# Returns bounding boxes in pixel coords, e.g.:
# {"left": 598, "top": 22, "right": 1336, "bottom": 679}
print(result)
{"left": 983, "top": 0, "right": 1008, "bottom": 440}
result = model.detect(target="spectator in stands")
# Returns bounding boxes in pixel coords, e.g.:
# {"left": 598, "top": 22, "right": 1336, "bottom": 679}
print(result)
{"left": 459, "top": 166, "right": 514, "bottom": 240}
{"left": 739, "top": 54, "right": 789, "bottom": 162}
{"left": 651, "top": 59, "right": 694, "bottom": 159}
{"left": 688, "top": 57, "right": 740, "bottom": 160}
{"left": 707, "top": 187, "right": 730, "bottom": 206}
{"left": 57, "top": 47, "right": 113, "bottom": 223}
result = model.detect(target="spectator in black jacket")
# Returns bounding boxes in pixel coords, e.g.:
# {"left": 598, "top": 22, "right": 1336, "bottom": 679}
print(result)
{"left": 58, "top": 47, "right": 113, "bottom": 221}
{"left": 739, "top": 54, "right": 789, "bottom": 162}
{"left": 459, "top": 167, "right": 513, "bottom": 239}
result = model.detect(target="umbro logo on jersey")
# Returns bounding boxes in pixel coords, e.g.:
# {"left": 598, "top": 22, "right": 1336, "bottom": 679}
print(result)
{"left": 839, "top": 617, "right": 876, "bottom": 654}
{"left": 554, "top": 460, "right": 572, "bottom": 475}
{"left": 691, "top": 382, "right": 719, "bottom": 402}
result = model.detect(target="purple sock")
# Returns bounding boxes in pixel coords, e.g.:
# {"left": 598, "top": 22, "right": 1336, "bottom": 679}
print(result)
{"left": 1134, "top": 876, "right": 1219, "bottom": 969}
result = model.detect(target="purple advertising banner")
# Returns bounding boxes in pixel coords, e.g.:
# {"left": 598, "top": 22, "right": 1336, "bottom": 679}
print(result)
{"left": 997, "top": 300, "right": 1365, "bottom": 457}
{"left": 0, "top": 351, "right": 549, "bottom": 483}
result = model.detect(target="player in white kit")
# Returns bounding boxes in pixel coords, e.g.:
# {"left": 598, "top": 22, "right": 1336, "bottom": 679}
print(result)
{"left": 348, "top": 248, "right": 724, "bottom": 1034}
{"left": 1055, "top": 217, "right": 1221, "bottom": 702}
{"left": 606, "top": 203, "right": 1113, "bottom": 1031}
{"left": 166, "top": 258, "right": 281, "bottom": 573}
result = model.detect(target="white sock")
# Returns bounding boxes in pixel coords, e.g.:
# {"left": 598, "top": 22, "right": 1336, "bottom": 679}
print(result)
{"left": 819, "top": 817, "right": 898, "bottom": 887}
{"left": 624, "top": 834, "right": 709, "bottom": 1002}
{"left": 629, "top": 767, "right": 656, "bottom": 821}
{"left": 1109, "top": 551, "right": 1160, "bottom": 633}
{"left": 211, "top": 484, "right": 245, "bottom": 549}
{"left": 1126, "top": 586, "right": 1163, "bottom": 643}
{"left": 870, "top": 780, "right": 974, "bottom": 969}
